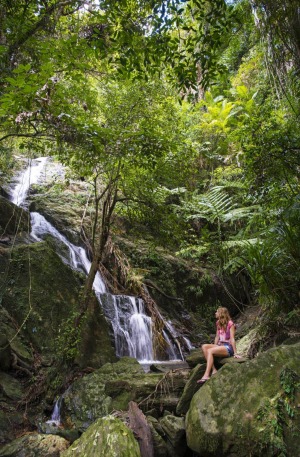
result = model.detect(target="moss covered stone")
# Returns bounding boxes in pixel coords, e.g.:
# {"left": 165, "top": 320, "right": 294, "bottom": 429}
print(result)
{"left": 176, "top": 363, "right": 206, "bottom": 415}
{"left": 0, "top": 433, "right": 69, "bottom": 456}
{"left": 62, "top": 358, "right": 189, "bottom": 430}
{"left": 62, "top": 358, "right": 161, "bottom": 430}
{"left": 186, "top": 343, "right": 300, "bottom": 457}
{"left": 0, "top": 196, "right": 30, "bottom": 235}
{"left": 0, "top": 371, "right": 23, "bottom": 401}
{"left": 61, "top": 416, "right": 141, "bottom": 457}
{"left": 0, "top": 241, "right": 82, "bottom": 356}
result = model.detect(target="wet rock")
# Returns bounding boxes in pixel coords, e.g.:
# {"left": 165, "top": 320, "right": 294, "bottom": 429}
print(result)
{"left": 75, "top": 296, "right": 118, "bottom": 369}
{"left": 61, "top": 416, "right": 141, "bottom": 457}
{"left": 38, "top": 422, "right": 81, "bottom": 444}
{"left": 0, "top": 433, "right": 69, "bottom": 456}
{"left": 62, "top": 357, "right": 158, "bottom": 430}
{"left": 149, "top": 361, "right": 189, "bottom": 373}
{"left": 186, "top": 342, "right": 300, "bottom": 457}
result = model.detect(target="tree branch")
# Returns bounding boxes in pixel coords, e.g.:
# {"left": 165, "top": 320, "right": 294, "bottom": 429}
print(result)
{"left": 7, "top": 1, "right": 86, "bottom": 58}
{"left": 0, "top": 132, "right": 55, "bottom": 142}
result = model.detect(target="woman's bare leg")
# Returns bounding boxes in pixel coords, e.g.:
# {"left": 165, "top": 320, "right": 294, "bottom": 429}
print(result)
{"left": 202, "top": 344, "right": 218, "bottom": 374}
{"left": 202, "top": 344, "right": 228, "bottom": 379}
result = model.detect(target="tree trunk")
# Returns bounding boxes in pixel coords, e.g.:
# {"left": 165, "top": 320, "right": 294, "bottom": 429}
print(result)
{"left": 128, "top": 401, "right": 154, "bottom": 457}
{"left": 82, "top": 255, "right": 100, "bottom": 310}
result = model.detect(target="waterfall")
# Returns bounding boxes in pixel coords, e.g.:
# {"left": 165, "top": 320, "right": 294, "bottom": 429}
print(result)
{"left": 8, "top": 158, "right": 185, "bottom": 363}
{"left": 30, "top": 212, "right": 106, "bottom": 292}
{"left": 46, "top": 397, "right": 62, "bottom": 427}
{"left": 9, "top": 157, "right": 48, "bottom": 207}
{"left": 99, "top": 294, "right": 154, "bottom": 362}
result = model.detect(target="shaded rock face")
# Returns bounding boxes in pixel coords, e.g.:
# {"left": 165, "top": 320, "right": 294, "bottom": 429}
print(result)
{"left": 0, "top": 195, "right": 30, "bottom": 236}
{"left": 0, "top": 433, "right": 69, "bottom": 457}
{"left": 0, "top": 241, "right": 82, "bottom": 356}
{"left": 0, "top": 241, "right": 115, "bottom": 363}
{"left": 176, "top": 363, "right": 206, "bottom": 415}
{"left": 61, "top": 416, "right": 141, "bottom": 457}
{"left": 0, "top": 240, "right": 116, "bottom": 446}
{"left": 186, "top": 343, "right": 300, "bottom": 457}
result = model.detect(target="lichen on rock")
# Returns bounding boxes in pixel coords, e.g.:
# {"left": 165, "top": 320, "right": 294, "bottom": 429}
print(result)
{"left": 61, "top": 415, "right": 141, "bottom": 457}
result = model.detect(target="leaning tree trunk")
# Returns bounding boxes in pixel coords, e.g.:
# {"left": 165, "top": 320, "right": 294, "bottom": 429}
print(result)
{"left": 128, "top": 401, "right": 154, "bottom": 457}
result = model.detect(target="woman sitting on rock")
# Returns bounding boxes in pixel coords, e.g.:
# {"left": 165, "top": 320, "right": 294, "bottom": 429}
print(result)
{"left": 197, "top": 306, "right": 241, "bottom": 384}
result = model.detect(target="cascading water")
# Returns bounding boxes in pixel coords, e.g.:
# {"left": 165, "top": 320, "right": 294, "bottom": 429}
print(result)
{"left": 9, "top": 157, "right": 48, "bottom": 207}
{"left": 30, "top": 212, "right": 106, "bottom": 292}
{"left": 8, "top": 158, "right": 184, "bottom": 363}
{"left": 99, "top": 294, "right": 153, "bottom": 361}
{"left": 46, "top": 397, "right": 62, "bottom": 427}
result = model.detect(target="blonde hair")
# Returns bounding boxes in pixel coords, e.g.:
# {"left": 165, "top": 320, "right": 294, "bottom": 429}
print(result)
{"left": 217, "top": 307, "right": 231, "bottom": 330}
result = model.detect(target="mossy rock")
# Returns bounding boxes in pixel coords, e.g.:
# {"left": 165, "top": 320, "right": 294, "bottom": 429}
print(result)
{"left": 176, "top": 363, "right": 206, "bottom": 415}
{"left": 61, "top": 416, "right": 141, "bottom": 457}
{"left": 62, "top": 358, "right": 189, "bottom": 430}
{"left": 62, "top": 358, "right": 160, "bottom": 430}
{"left": 185, "top": 348, "right": 206, "bottom": 367}
{"left": 0, "top": 334, "right": 11, "bottom": 371}
{"left": 0, "top": 306, "right": 33, "bottom": 366}
{"left": 159, "top": 415, "right": 186, "bottom": 455}
{"left": 75, "top": 297, "right": 117, "bottom": 369}
{"left": 0, "top": 409, "right": 24, "bottom": 446}
{"left": 0, "top": 240, "right": 116, "bottom": 366}
{"left": 0, "top": 433, "right": 69, "bottom": 456}
{"left": 0, "top": 241, "right": 82, "bottom": 356}
{"left": 186, "top": 342, "right": 300, "bottom": 457}
{"left": 0, "top": 371, "right": 23, "bottom": 401}
{"left": 147, "top": 417, "right": 169, "bottom": 457}
{"left": 0, "top": 196, "right": 30, "bottom": 235}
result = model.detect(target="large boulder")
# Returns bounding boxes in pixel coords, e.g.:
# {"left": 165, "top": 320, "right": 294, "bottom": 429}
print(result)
{"left": 0, "top": 433, "right": 69, "bottom": 457}
{"left": 61, "top": 416, "right": 141, "bottom": 457}
{"left": 176, "top": 363, "right": 206, "bottom": 415}
{"left": 186, "top": 343, "right": 300, "bottom": 457}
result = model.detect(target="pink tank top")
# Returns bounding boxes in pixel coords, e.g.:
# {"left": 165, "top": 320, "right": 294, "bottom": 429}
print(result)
{"left": 217, "top": 320, "right": 234, "bottom": 343}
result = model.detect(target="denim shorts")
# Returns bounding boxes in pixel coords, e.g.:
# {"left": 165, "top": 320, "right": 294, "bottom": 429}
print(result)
{"left": 222, "top": 343, "right": 234, "bottom": 357}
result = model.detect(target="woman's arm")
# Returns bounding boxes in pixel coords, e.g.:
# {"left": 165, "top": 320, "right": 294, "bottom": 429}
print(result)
{"left": 230, "top": 325, "right": 241, "bottom": 358}
{"left": 214, "top": 330, "right": 219, "bottom": 345}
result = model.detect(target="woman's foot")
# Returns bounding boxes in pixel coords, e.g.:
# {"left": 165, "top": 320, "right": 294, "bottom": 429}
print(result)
{"left": 196, "top": 377, "right": 210, "bottom": 384}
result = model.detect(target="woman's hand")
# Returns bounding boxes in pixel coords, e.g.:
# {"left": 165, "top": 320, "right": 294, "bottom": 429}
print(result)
{"left": 234, "top": 354, "right": 242, "bottom": 359}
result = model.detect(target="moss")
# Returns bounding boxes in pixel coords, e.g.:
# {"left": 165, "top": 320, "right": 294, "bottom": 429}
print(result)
{"left": 0, "top": 241, "right": 82, "bottom": 356}
{"left": 61, "top": 416, "right": 141, "bottom": 457}
{"left": 186, "top": 343, "right": 300, "bottom": 456}
{"left": 0, "top": 195, "right": 30, "bottom": 234}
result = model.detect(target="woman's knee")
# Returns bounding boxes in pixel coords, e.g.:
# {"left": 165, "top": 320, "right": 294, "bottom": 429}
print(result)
{"left": 202, "top": 344, "right": 210, "bottom": 351}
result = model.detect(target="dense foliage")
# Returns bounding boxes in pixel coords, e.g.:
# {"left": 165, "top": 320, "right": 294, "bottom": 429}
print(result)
{"left": 1, "top": 0, "right": 299, "bottom": 329}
